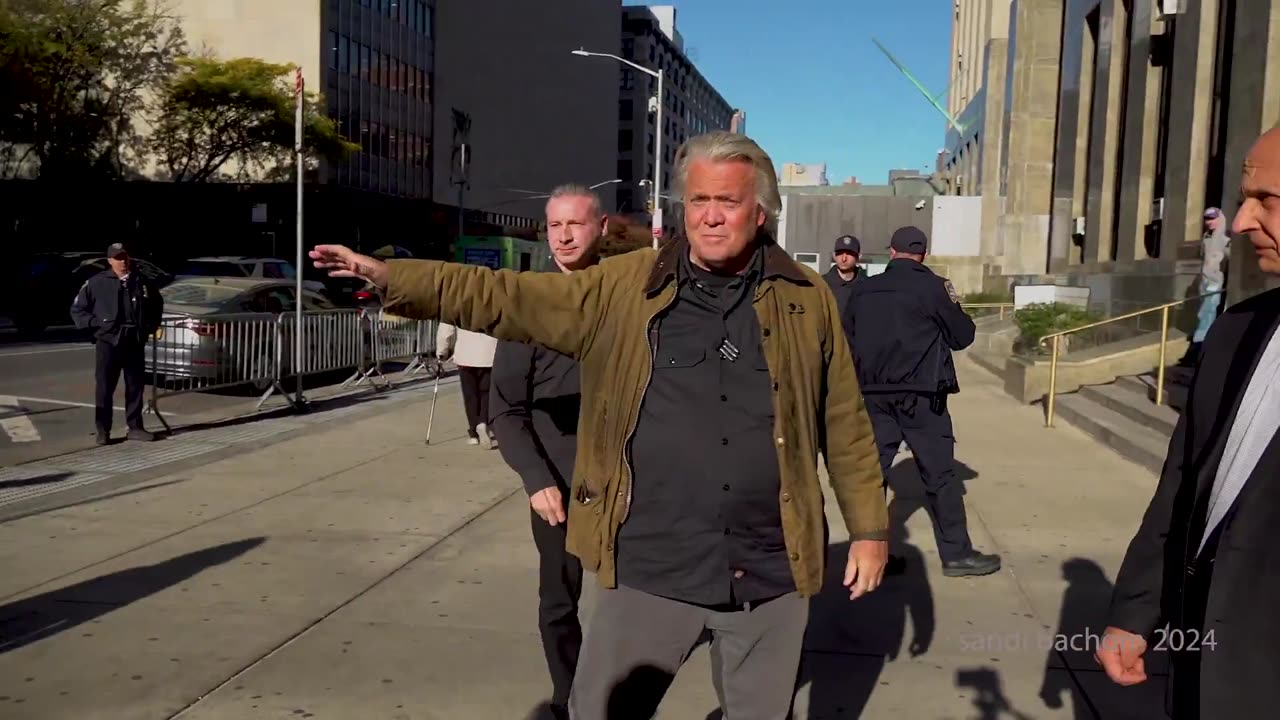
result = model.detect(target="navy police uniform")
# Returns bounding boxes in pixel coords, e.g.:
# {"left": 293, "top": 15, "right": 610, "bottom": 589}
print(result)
{"left": 823, "top": 234, "right": 863, "bottom": 320}
{"left": 70, "top": 243, "right": 163, "bottom": 444}
{"left": 846, "top": 227, "right": 1000, "bottom": 577}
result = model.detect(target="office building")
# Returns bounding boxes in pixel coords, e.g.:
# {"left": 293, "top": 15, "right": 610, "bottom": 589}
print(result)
{"left": 168, "top": 0, "right": 619, "bottom": 234}
{"left": 942, "top": 0, "right": 1280, "bottom": 309}
{"left": 730, "top": 109, "right": 747, "bottom": 134}
{"left": 616, "top": 5, "right": 737, "bottom": 237}
{"left": 171, "top": 0, "right": 436, "bottom": 199}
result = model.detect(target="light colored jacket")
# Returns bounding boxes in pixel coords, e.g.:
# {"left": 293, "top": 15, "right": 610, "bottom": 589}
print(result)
{"left": 436, "top": 323, "right": 496, "bottom": 368}
{"left": 1202, "top": 225, "right": 1230, "bottom": 291}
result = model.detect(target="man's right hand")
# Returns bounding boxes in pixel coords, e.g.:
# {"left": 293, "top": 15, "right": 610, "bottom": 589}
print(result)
{"left": 530, "top": 486, "right": 566, "bottom": 526}
{"left": 1096, "top": 626, "right": 1148, "bottom": 686}
{"left": 309, "top": 245, "right": 390, "bottom": 290}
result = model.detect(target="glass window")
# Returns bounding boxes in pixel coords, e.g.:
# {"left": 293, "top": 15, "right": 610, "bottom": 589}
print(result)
{"left": 407, "top": 65, "right": 417, "bottom": 96}
{"left": 618, "top": 129, "right": 632, "bottom": 151}
{"left": 360, "top": 120, "right": 370, "bottom": 152}
{"left": 360, "top": 45, "right": 370, "bottom": 82}
{"left": 371, "top": 122, "right": 382, "bottom": 156}
{"left": 372, "top": 51, "right": 381, "bottom": 86}
{"left": 619, "top": 99, "right": 632, "bottom": 120}
{"left": 409, "top": 0, "right": 417, "bottom": 30}
{"left": 349, "top": 43, "right": 360, "bottom": 77}
{"left": 389, "top": 128, "right": 398, "bottom": 160}
{"left": 339, "top": 36, "right": 349, "bottom": 74}
{"left": 424, "top": 3, "right": 432, "bottom": 37}
{"left": 617, "top": 159, "right": 632, "bottom": 179}
{"left": 328, "top": 31, "right": 338, "bottom": 70}
{"left": 391, "top": 60, "right": 400, "bottom": 91}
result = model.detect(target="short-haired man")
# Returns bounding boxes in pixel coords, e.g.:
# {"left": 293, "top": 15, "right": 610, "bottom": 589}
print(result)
{"left": 488, "top": 184, "right": 606, "bottom": 720}
{"left": 825, "top": 234, "right": 864, "bottom": 346}
{"left": 1097, "top": 128, "right": 1280, "bottom": 719}
{"left": 309, "top": 131, "right": 888, "bottom": 719}
{"left": 846, "top": 227, "right": 1000, "bottom": 578}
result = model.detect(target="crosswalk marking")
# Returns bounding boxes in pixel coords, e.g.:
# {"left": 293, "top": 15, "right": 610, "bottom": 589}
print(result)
{"left": 0, "top": 395, "right": 41, "bottom": 443}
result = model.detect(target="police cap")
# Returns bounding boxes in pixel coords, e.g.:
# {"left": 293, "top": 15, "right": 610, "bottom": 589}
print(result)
{"left": 833, "top": 234, "right": 861, "bottom": 255}
{"left": 890, "top": 226, "right": 928, "bottom": 255}
{"left": 106, "top": 242, "right": 129, "bottom": 259}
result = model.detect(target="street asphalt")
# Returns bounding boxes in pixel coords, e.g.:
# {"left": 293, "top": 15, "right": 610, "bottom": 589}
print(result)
{"left": 0, "top": 331, "right": 378, "bottom": 468}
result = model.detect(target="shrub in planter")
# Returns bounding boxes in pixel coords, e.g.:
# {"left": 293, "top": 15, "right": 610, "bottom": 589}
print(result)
{"left": 1012, "top": 303, "right": 1104, "bottom": 355}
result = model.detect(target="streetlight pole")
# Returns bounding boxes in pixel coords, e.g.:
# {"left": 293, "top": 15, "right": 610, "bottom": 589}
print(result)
{"left": 572, "top": 48, "right": 663, "bottom": 249}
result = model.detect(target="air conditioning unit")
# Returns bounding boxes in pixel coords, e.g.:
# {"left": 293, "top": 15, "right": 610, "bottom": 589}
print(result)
{"left": 1152, "top": 198, "right": 1165, "bottom": 221}
{"left": 1157, "top": 0, "right": 1185, "bottom": 18}
{"left": 1073, "top": 216, "right": 1086, "bottom": 235}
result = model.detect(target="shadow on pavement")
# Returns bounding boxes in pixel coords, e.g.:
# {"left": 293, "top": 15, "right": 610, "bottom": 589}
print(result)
{"left": 957, "top": 666, "right": 1037, "bottom": 719}
{"left": 0, "top": 537, "right": 264, "bottom": 655}
{"left": 0, "top": 471, "right": 74, "bottom": 491}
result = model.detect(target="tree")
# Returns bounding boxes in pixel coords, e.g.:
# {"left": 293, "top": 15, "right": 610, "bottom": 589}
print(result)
{"left": 0, "top": 0, "right": 185, "bottom": 179}
{"left": 150, "top": 56, "right": 358, "bottom": 182}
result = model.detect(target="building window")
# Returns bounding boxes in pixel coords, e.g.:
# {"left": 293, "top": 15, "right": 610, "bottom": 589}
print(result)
{"left": 622, "top": 38, "right": 634, "bottom": 59}
{"left": 649, "top": 44, "right": 655, "bottom": 62}
{"left": 619, "top": 99, "right": 633, "bottom": 120}
{"left": 647, "top": 133, "right": 654, "bottom": 153}
{"left": 328, "top": 32, "right": 338, "bottom": 70}
{"left": 372, "top": 51, "right": 381, "bottom": 86}
{"left": 618, "top": 129, "right": 633, "bottom": 151}
{"left": 618, "top": 159, "right": 633, "bottom": 180}
{"left": 339, "top": 36, "right": 349, "bottom": 74}
{"left": 360, "top": 45, "right": 370, "bottom": 82}
{"left": 360, "top": 120, "right": 371, "bottom": 153}
{"left": 620, "top": 68, "right": 634, "bottom": 91}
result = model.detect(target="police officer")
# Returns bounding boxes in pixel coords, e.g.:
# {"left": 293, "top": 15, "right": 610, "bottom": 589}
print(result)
{"left": 70, "top": 242, "right": 163, "bottom": 445}
{"left": 846, "top": 226, "right": 1000, "bottom": 577}
{"left": 823, "top": 233, "right": 863, "bottom": 320}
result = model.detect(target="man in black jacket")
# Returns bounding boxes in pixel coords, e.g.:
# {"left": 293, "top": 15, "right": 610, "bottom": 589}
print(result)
{"left": 846, "top": 226, "right": 999, "bottom": 577}
{"left": 69, "top": 242, "right": 163, "bottom": 445}
{"left": 1097, "top": 127, "right": 1280, "bottom": 719}
{"left": 488, "top": 184, "right": 605, "bottom": 720}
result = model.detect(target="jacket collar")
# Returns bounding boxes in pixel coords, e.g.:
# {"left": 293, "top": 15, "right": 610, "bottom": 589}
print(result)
{"left": 644, "top": 231, "right": 809, "bottom": 296}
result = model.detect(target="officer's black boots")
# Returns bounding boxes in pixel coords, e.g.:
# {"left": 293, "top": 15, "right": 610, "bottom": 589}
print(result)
{"left": 941, "top": 551, "right": 1002, "bottom": 577}
{"left": 127, "top": 428, "right": 156, "bottom": 442}
{"left": 95, "top": 431, "right": 109, "bottom": 446}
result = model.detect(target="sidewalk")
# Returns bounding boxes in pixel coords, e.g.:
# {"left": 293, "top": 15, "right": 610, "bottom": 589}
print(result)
{"left": 0, "top": 355, "right": 1169, "bottom": 719}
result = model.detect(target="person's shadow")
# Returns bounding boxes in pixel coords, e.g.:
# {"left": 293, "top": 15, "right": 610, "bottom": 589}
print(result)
{"left": 957, "top": 666, "right": 1037, "bottom": 720}
{"left": 797, "top": 461, "right": 939, "bottom": 718}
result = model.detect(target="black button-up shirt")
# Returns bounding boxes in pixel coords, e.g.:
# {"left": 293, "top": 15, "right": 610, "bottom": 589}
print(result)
{"left": 617, "top": 244, "right": 794, "bottom": 606}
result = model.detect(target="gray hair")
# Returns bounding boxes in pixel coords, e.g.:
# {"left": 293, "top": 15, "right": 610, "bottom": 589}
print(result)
{"left": 671, "top": 131, "right": 782, "bottom": 236}
{"left": 546, "top": 184, "right": 604, "bottom": 219}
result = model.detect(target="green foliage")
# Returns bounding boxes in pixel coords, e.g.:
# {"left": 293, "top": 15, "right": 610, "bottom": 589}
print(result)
{"left": 0, "top": 0, "right": 185, "bottom": 179}
{"left": 1012, "top": 302, "right": 1104, "bottom": 354}
{"left": 150, "top": 56, "right": 359, "bottom": 182}
{"left": 961, "top": 291, "right": 1013, "bottom": 304}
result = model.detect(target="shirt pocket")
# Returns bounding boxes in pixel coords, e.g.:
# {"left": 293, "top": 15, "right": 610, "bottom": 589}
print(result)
{"left": 655, "top": 346, "right": 707, "bottom": 370}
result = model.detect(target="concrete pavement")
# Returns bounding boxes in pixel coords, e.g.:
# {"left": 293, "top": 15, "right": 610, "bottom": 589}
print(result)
{"left": 0, "top": 355, "right": 1171, "bottom": 719}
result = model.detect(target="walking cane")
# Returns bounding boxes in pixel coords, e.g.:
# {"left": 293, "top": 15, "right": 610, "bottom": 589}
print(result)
{"left": 425, "top": 358, "right": 441, "bottom": 445}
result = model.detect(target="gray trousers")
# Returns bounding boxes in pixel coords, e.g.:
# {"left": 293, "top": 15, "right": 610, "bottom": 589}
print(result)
{"left": 568, "top": 584, "right": 808, "bottom": 720}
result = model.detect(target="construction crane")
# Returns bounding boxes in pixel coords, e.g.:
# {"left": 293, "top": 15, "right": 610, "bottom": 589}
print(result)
{"left": 872, "top": 37, "right": 969, "bottom": 135}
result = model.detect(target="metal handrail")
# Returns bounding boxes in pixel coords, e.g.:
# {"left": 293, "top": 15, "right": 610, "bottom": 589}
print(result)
{"left": 1040, "top": 290, "right": 1226, "bottom": 427}
{"left": 960, "top": 302, "right": 1016, "bottom": 320}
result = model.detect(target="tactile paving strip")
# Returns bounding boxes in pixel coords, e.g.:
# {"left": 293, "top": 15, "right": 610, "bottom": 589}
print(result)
{"left": 0, "top": 467, "right": 112, "bottom": 506}
{"left": 191, "top": 421, "right": 305, "bottom": 446}
{"left": 34, "top": 440, "right": 225, "bottom": 475}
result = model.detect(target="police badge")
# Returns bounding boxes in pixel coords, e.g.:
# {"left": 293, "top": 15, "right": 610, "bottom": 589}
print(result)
{"left": 944, "top": 280, "right": 959, "bottom": 303}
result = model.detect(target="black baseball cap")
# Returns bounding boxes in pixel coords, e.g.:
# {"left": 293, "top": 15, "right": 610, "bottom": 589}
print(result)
{"left": 106, "top": 242, "right": 129, "bottom": 259}
{"left": 890, "top": 226, "right": 928, "bottom": 254}
{"left": 833, "top": 234, "right": 861, "bottom": 254}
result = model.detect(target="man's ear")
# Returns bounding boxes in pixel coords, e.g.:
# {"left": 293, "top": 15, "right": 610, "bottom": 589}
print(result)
{"left": 756, "top": 205, "right": 766, "bottom": 228}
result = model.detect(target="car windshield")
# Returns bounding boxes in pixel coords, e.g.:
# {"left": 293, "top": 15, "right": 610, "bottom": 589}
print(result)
{"left": 160, "top": 282, "right": 244, "bottom": 308}
{"left": 180, "top": 260, "right": 244, "bottom": 276}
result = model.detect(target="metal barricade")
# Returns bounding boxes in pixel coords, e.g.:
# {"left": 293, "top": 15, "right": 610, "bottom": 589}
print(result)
{"left": 146, "top": 312, "right": 282, "bottom": 430}
{"left": 345, "top": 311, "right": 435, "bottom": 388}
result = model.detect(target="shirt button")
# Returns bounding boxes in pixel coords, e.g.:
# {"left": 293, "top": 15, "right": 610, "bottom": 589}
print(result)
{"left": 722, "top": 484, "right": 730, "bottom": 491}
{"left": 724, "top": 528, "right": 731, "bottom": 535}
{"left": 721, "top": 438, "right": 729, "bottom": 446}
{"left": 720, "top": 394, "right": 728, "bottom": 402}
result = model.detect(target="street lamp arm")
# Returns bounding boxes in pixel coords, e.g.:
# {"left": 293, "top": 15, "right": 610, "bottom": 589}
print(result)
{"left": 572, "top": 48, "right": 659, "bottom": 79}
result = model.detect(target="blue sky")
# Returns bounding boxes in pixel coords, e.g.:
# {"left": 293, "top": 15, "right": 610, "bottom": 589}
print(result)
{"left": 626, "top": 0, "right": 953, "bottom": 184}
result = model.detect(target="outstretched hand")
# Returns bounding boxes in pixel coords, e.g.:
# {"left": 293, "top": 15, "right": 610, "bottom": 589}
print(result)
{"left": 309, "top": 244, "right": 390, "bottom": 290}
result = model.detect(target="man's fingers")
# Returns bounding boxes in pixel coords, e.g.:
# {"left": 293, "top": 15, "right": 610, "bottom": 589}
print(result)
{"left": 843, "top": 560, "right": 858, "bottom": 588}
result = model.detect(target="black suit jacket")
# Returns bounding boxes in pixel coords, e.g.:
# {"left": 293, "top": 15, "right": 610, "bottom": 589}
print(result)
{"left": 1108, "top": 286, "right": 1280, "bottom": 719}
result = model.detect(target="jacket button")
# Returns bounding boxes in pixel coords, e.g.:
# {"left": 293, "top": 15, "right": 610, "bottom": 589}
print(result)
{"left": 775, "top": 437, "right": 785, "bottom": 446}
{"left": 594, "top": 507, "right": 602, "bottom": 515}
{"left": 789, "top": 552, "right": 799, "bottom": 561}
{"left": 606, "top": 543, "right": 613, "bottom": 551}
{"left": 762, "top": 328, "right": 770, "bottom": 337}
{"left": 772, "top": 381, "right": 779, "bottom": 391}
{"left": 788, "top": 303, "right": 796, "bottom": 311}
{"left": 781, "top": 493, "right": 791, "bottom": 502}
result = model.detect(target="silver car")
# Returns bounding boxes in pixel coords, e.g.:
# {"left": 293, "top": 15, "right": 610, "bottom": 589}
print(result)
{"left": 148, "top": 277, "right": 361, "bottom": 391}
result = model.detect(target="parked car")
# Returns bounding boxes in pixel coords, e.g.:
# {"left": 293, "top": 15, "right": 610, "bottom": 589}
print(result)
{"left": 176, "top": 256, "right": 327, "bottom": 294}
{"left": 148, "top": 277, "right": 362, "bottom": 391}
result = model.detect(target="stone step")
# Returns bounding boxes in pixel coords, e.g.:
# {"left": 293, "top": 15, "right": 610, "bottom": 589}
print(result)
{"left": 1055, "top": 393, "right": 1172, "bottom": 476}
{"left": 1079, "top": 382, "right": 1180, "bottom": 436}
{"left": 1116, "top": 372, "right": 1191, "bottom": 411}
